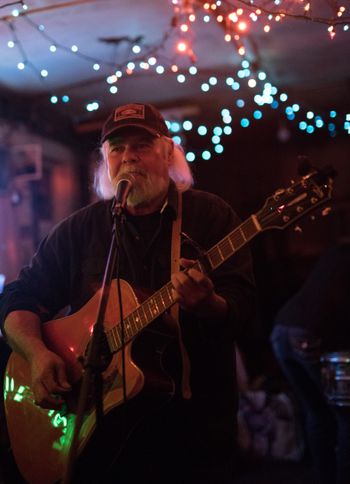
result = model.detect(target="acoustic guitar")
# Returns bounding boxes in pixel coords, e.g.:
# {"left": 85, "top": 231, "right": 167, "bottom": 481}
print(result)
{"left": 3, "top": 166, "right": 334, "bottom": 483}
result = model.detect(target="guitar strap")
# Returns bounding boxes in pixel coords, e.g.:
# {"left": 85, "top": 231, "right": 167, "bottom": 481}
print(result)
{"left": 170, "top": 189, "right": 192, "bottom": 399}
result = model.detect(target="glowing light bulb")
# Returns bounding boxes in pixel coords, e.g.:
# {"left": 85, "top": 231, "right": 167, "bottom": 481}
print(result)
{"left": 173, "top": 136, "right": 182, "bottom": 144}
{"left": 177, "top": 41, "right": 187, "bottom": 53}
{"left": 107, "top": 75, "right": 117, "bottom": 84}
{"left": 228, "top": 12, "right": 238, "bottom": 22}
{"left": 177, "top": 74, "right": 186, "bottom": 83}
{"left": 248, "top": 79, "right": 257, "bottom": 88}
{"left": 198, "top": 126, "right": 207, "bottom": 135}
{"left": 183, "top": 120, "right": 193, "bottom": 131}
{"left": 171, "top": 122, "right": 180, "bottom": 132}
{"left": 186, "top": 152, "right": 195, "bottom": 162}
{"left": 214, "top": 127, "right": 223, "bottom": 135}
{"left": 238, "top": 21, "right": 247, "bottom": 31}
{"left": 202, "top": 151, "right": 211, "bottom": 160}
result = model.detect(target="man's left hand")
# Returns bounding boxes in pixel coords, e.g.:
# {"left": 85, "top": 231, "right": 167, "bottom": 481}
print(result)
{"left": 171, "top": 258, "right": 228, "bottom": 319}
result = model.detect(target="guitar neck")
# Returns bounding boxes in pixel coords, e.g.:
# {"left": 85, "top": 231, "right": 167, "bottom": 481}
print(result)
{"left": 106, "top": 215, "right": 261, "bottom": 352}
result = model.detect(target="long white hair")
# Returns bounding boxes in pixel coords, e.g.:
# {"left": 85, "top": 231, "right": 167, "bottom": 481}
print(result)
{"left": 94, "top": 137, "right": 194, "bottom": 199}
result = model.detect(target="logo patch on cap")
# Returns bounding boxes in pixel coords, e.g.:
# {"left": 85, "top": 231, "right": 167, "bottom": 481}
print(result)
{"left": 114, "top": 104, "right": 145, "bottom": 121}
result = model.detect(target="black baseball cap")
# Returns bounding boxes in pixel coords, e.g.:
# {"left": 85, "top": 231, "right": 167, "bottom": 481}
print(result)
{"left": 101, "top": 103, "right": 169, "bottom": 142}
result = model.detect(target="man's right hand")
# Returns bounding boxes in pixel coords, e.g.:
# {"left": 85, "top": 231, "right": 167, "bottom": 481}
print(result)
{"left": 30, "top": 348, "right": 71, "bottom": 409}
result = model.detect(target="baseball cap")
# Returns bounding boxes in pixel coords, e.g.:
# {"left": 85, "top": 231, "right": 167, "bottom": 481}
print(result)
{"left": 101, "top": 103, "right": 169, "bottom": 142}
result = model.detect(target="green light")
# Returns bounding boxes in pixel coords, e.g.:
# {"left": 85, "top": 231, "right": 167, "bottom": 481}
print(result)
{"left": 13, "top": 385, "right": 26, "bottom": 402}
{"left": 52, "top": 413, "right": 68, "bottom": 429}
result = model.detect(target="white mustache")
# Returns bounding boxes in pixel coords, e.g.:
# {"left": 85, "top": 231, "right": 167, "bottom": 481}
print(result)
{"left": 119, "top": 168, "right": 147, "bottom": 178}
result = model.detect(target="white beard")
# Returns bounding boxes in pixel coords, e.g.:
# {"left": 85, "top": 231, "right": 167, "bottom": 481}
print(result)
{"left": 123, "top": 170, "right": 169, "bottom": 208}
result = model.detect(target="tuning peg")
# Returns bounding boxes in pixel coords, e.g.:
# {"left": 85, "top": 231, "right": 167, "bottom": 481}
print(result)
{"left": 294, "top": 225, "right": 303, "bottom": 233}
{"left": 322, "top": 207, "right": 332, "bottom": 217}
{"left": 274, "top": 188, "right": 285, "bottom": 200}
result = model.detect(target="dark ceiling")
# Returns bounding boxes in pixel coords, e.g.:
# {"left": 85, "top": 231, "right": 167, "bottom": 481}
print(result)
{"left": 0, "top": 0, "right": 349, "bottom": 136}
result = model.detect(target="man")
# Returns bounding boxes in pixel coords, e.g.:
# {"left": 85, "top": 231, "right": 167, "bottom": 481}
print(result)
{"left": 271, "top": 240, "right": 350, "bottom": 484}
{"left": 0, "top": 103, "right": 256, "bottom": 483}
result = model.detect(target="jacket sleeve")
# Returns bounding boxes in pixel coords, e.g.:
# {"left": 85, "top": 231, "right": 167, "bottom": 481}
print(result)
{"left": 182, "top": 191, "right": 257, "bottom": 343}
{"left": 0, "top": 217, "right": 77, "bottom": 337}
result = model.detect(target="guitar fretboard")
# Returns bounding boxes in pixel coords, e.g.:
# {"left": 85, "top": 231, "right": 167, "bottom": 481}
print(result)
{"left": 106, "top": 215, "right": 260, "bottom": 352}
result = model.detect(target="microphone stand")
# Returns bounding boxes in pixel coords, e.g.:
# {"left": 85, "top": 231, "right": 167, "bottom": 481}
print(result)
{"left": 62, "top": 200, "right": 125, "bottom": 484}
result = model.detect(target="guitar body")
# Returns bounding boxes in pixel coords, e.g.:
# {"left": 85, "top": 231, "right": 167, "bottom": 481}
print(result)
{"left": 4, "top": 279, "right": 175, "bottom": 484}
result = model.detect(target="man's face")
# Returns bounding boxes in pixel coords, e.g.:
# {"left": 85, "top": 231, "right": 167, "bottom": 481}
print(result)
{"left": 106, "top": 129, "right": 172, "bottom": 208}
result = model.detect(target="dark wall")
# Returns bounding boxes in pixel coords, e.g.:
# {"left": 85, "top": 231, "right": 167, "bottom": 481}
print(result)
{"left": 191, "top": 126, "right": 349, "bottom": 339}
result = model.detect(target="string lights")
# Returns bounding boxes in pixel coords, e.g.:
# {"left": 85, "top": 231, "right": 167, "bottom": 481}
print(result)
{"left": 0, "top": 0, "right": 349, "bottom": 159}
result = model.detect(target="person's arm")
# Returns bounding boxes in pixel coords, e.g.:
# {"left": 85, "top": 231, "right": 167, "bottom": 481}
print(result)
{"left": 4, "top": 310, "right": 71, "bottom": 408}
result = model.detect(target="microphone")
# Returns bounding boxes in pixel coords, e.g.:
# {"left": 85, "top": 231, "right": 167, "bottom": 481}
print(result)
{"left": 113, "top": 173, "right": 135, "bottom": 215}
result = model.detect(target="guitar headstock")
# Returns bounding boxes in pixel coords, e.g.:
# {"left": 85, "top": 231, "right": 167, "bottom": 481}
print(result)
{"left": 256, "top": 166, "right": 335, "bottom": 231}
